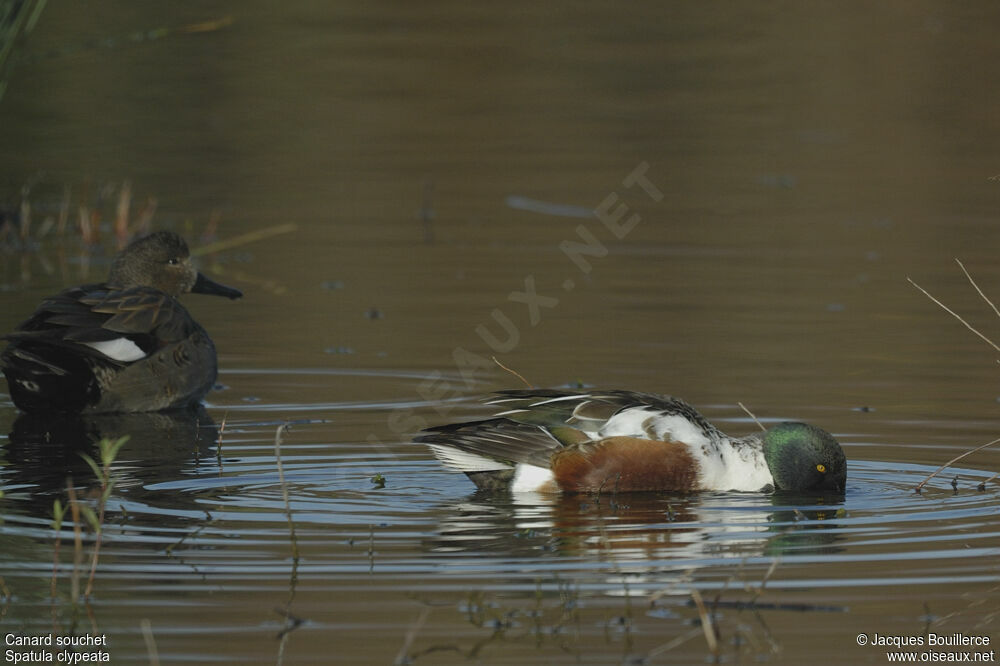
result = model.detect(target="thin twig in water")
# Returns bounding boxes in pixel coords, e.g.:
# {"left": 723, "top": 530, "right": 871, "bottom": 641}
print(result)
{"left": 978, "top": 470, "right": 999, "bottom": 490}
{"left": 643, "top": 627, "right": 705, "bottom": 660}
{"left": 907, "top": 278, "right": 1000, "bottom": 354}
{"left": 66, "top": 481, "right": 83, "bottom": 606}
{"left": 738, "top": 402, "right": 766, "bottom": 432}
{"left": 748, "top": 559, "right": 779, "bottom": 601}
{"left": 491, "top": 357, "right": 532, "bottom": 388}
{"left": 909, "top": 263, "right": 1000, "bottom": 494}
{"left": 274, "top": 607, "right": 305, "bottom": 640}
{"left": 273, "top": 423, "right": 303, "bottom": 665}
{"left": 114, "top": 181, "right": 131, "bottom": 248}
{"left": 690, "top": 589, "right": 719, "bottom": 655}
{"left": 691, "top": 599, "right": 844, "bottom": 613}
{"left": 50, "top": 500, "right": 65, "bottom": 602}
{"left": 394, "top": 607, "right": 432, "bottom": 665}
{"left": 955, "top": 258, "right": 1000, "bottom": 321}
{"left": 0, "top": 576, "right": 10, "bottom": 624}
{"left": 914, "top": 437, "right": 1000, "bottom": 493}
{"left": 216, "top": 411, "right": 228, "bottom": 473}
{"left": 273, "top": 424, "right": 299, "bottom": 562}
{"left": 141, "top": 619, "right": 160, "bottom": 666}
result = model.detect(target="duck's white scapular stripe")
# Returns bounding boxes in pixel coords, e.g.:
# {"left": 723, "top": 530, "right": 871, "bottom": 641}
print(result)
{"left": 427, "top": 444, "right": 511, "bottom": 473}
{"left": 82, "top": 338, "right": 146, "bottom": 362}
{"left": 510, "top": 464, "right": 554, "bottom": 492}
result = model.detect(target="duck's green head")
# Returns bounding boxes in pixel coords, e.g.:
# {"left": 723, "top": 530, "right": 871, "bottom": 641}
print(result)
{"left": 763, "top": 422, "right": 846, "bottom": 493}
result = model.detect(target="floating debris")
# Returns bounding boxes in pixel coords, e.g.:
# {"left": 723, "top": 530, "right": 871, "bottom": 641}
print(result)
{"left": 324, "top": 346, "right": 356, "bottom": 355}
{"left": 504, "top": 195, "right": 595, "bottom": 219}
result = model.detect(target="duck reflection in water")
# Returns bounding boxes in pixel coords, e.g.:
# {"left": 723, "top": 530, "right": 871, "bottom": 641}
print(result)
{"left": 426, "top": 489, "right": 846, "bottom": 566}
{"left": 2, "top": 406, "right": 220, "bottom": 519}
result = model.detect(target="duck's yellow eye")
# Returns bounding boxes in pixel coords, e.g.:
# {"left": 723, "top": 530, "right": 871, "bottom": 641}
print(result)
{"left": 816, "top": 464, "right": 826, "bottom": 473}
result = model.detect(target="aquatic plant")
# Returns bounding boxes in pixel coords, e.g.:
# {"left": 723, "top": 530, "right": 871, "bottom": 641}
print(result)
{"left": 78, "top": 435, "right": 129, "bottom": 598}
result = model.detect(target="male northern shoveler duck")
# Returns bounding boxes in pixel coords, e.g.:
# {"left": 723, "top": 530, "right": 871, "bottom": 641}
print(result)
{"left": 1, "top": 231, "right": 242, "bottom": 413}
{"left": 418, "top": 390, "right": 847, "bottom": 493}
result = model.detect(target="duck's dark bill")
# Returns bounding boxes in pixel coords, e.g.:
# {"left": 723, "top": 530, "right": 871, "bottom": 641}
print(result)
{"left": 819, "top": 474, "right": 846, "bottom": 493}
{"left": 193, "top": 272, "right": 243, "bottom": 300}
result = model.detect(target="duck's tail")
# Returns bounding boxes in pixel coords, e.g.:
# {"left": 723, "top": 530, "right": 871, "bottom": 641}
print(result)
{"left": 1, "top": 341, "right": 100, "bottom": 412}
{"left": 416, "top": 418, "right": 570, "bottom": 491}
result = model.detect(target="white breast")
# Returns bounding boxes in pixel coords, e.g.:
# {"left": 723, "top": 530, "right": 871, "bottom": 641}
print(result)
{"left": 692, "top": 439, "right": 774, "bottom": 491}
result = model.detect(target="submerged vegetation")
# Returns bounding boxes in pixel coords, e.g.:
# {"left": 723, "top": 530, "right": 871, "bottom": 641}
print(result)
{"left": 46, "top": 435, "right": 127, "bottom": 635}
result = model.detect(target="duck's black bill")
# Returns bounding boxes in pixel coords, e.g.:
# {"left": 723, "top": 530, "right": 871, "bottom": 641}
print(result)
{"left": 818, "top": 473, "right": 847, "bottom": 494}
{"left": 193, "top": 272, "right": 243, "bottom": 300}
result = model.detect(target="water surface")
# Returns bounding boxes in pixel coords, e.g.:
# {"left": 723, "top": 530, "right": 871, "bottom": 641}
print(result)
{"left": 1, "top": 2, "right": 999, "bottom": 664}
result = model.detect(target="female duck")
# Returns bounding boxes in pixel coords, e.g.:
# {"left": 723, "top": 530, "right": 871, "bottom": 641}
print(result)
{"left": 1, "top": 231, "right": 242, "bottom": 413}
{"left": 418, "top": 389, "right": 847, "bottom": 493}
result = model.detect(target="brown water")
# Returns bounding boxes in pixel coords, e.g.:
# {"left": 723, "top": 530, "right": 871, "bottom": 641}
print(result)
{"left": 1, "top": 2, "right": 999, "bottom": 664}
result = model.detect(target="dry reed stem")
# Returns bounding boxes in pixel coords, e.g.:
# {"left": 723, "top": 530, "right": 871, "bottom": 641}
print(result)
{"left": 643, "top": 627, "right": 705, "bottom": 659}
{"left": 190, "top": 222, "right": 297, "bottom": 257}
{"left": 66, "top": 481, "right": 83, "bottom": 604}
{"left": 274, "top": 424, "right": 299, "bottom": 562}
{"left": 216, "top": 411, "right": 228, "bottom": 472}
{"left": 914, "top": 437, "right": 1000, "bottom": 493}
{"left": 955, "top": 258, "right": 1000, "bottom": 321}
{"left": 273, "top": 423, "right": 302, "bottom": 664}
{"left": 78, "top": 206, "right": 94, "bottom": 245}
{"left": 57, "top": 185, "right": 69, "bottom": 234}
{"left": 115, "top": 180, "right": 131, "bottom": 248}
{"left": 141, "top": 619, "right": 160, "bottom": 666}
{"left": 134, "top": 197, "right": 156, "bottom": 236}
{"left": 178, "top": 16, "right": 234, "bottom": 33}
{"left": 19, "top": 200, "right": 30, "bottom": 241}
{"left": 748, "top": 559, "right": 780, "bottom": 602}
{"left": 491, "top": 357, "right": 532, "bottom": 388}
{"left": 907, "top": 278, "right": 1000, "bottom": 354}
{"left": 690, "top": 589, "right": 718, "bottom": 655}
{"left": 909, "top": 262, "right": 1000, "bottom": 491}
{"left": 395, "top": 607, "right": 432, "bottom": 665}
{"left": 738, "top": 402, "right": 766, "bottom": 433}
